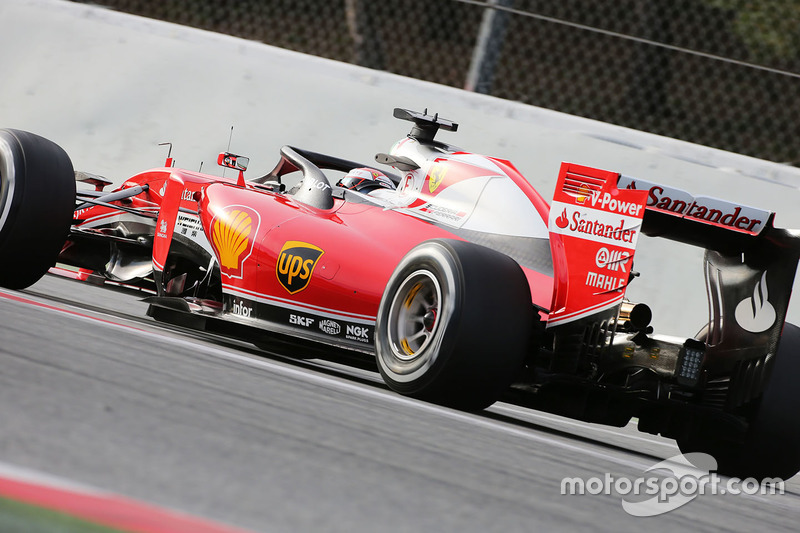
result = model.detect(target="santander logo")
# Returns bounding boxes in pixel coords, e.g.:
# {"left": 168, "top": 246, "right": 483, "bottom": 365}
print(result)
{"left": 555, "top": 208, "right": 569, "bottom": 229}
{"left": 735, "top": 272, "right": 776, "bottom": 333}
{"left": 617, "top": 176, "right": 769, "bottom": 235}
{"left": 554, "top": 208, "right": 638, "bottom": 245}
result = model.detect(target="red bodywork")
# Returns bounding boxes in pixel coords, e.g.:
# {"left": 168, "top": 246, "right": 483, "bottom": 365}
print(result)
{"left": 44, "top": 110, "right": 800, "bottom": 481}
{"left": 66, "top": 143, "right": 561, "bottom": 353}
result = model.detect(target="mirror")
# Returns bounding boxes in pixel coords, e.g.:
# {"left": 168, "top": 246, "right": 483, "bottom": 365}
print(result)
{"left": 217, "top": 152, "right": 249, "bottom": 171}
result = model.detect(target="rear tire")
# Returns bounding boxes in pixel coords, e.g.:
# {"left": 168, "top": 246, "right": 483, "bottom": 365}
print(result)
{"left": 0, "top": 129, "right": 75, "bottom": 289}
{"left": 375, "top": 239, "right": 534, "bottom": 410}
{"left": 678, "top": 322, "right": 800, "bottom": 480}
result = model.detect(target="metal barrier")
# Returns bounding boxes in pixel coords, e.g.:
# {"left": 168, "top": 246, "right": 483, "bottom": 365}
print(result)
{"left": 70, "top": 0, "right": 800, "bottom": 166}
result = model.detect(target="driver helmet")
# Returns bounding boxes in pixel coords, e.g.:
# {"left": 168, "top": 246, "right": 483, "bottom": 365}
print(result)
{"left": 337, "top": 167, "right": 394, "bottom": 193}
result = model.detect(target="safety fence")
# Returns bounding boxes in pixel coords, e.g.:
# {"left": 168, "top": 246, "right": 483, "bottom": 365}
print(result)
{"left": 70, "top": 0, "right": 800, "bottom": 165}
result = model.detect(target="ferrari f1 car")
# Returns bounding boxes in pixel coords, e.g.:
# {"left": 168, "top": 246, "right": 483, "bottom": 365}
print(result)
{"left": 2, "top": 109, "right": 800, "bottom": 479}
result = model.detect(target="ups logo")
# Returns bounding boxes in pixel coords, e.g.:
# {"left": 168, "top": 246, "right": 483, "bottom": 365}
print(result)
{"left": 276, "top": 241, "right": 324, "bottom": 294}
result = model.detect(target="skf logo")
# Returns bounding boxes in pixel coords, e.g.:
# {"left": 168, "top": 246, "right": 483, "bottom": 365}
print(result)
{"left": 289, "top": 314, "right": 314, "bottom": 327}
{"left": 210, "top": 205, "right": 261, "bottom": 279}
{"left": 276, "top": 241, "right": 324, "bottom": 294}
{"left": 428, "top": 163, "right": 446, "bottom": 193}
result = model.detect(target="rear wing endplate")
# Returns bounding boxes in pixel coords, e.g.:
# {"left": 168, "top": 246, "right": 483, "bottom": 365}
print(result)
{"left": 546, "top": 163, "right": 648, "bottom": 328}
{"left": 618, "top": 174, "right": 800, "bottom": 404}
{"left": 547, "top": 163, "right": 800, "bottom": 403}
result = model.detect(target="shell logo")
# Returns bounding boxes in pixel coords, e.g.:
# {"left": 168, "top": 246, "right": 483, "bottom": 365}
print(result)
{"left": 209, "top": 205, "right": 262, "bottom": 279}
{"left": 576, "top": 183, "right": 592, "bottom": 204}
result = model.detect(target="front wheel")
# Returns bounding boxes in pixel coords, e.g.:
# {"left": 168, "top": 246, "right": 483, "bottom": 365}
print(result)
{"left": 678, "top": 322, "right": 800, "bottom": 480}
{"left": 0, "top": 129, "right": 75, "bottom": 289}
{"left": 375, "top": 239, "right": 534, "bottom": 410}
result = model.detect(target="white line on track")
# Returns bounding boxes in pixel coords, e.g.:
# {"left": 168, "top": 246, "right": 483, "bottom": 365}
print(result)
{"left": 0, "top": 460, "right": 106, "bottom": 495}
{"left": 491, "top": 403, "right": 679, "bottom": 450}
{"left": 2, "top": 288, "right": 655, "bottom": 473}
{"left": 5, "top": 288, "right": 800, "bottom": 510}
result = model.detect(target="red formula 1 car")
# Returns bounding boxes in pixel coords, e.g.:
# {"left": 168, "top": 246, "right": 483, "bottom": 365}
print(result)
{"left": 2, "top": 108, "right": 800, "bottom": 479}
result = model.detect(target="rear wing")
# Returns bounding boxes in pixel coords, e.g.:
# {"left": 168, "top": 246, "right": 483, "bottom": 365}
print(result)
{"left": 547, "top": 163, "right": 800, "bottom": 404}
{"left": 620, "top": 175, "right": 800, "bottom": 404}
{"left": 618, "top": 176, "right": 776, "bottom": 252}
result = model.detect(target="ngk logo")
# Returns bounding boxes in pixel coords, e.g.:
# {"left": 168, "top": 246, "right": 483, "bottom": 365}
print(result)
{"left": 596, "top": 247, "right": 630, "bottom": 273}
{"left": 346, "top": 324, "right": 370, "bottom": 343}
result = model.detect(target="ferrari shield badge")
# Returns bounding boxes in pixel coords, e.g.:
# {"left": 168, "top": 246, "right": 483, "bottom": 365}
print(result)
{"left": 428, "top": 163, "right": 446, "bottom": 193}
{"left": 276, "top": 241, "right": 324, "bottom": 294}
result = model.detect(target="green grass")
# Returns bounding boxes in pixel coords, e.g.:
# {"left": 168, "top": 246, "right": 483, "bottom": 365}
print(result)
{"left": 0, "top": 496, "right": 129, "bottom": 533}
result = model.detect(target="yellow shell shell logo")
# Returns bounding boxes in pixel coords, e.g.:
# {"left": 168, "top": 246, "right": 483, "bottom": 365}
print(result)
{"left": 210, "top": 206, "right": 261, "bottom": 278}
{"left": 576, "top": 183, "right": 592, "bottom": 205}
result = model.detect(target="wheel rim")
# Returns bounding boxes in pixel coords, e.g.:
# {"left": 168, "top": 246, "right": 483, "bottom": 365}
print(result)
{"left": 0, "top": 137, "right": 16, "bottom": 233}
{"left": 387, "top": 270, "right": 442, "bottom": 364}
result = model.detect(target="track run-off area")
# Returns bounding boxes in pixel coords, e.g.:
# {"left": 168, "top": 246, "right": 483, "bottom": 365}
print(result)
{"left": 3, "top": 0, "right": 800, "bottom": 530}
{"left": 1, "top": 274, "right": 799, "bottom": 532}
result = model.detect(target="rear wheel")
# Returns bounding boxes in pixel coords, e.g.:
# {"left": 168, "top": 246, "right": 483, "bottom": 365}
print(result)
{"left": 0, "top": 129, "right": 75, "bottom": 289}
{"left": 375, "top": 239, "right": 534, "bottom": 410}
{"left": 678, "top": 322, "right": 800, "bottom": 480}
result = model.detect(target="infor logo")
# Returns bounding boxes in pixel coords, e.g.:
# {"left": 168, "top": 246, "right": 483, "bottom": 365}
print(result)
{"left": 276, "top": 241, "right": 324, "bottom": 294}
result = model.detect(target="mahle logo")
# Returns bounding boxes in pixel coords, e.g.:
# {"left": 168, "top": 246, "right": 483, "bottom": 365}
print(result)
{"left": 276, "top": 241, "right": 324, "bottom": 294}
{"left": 210, "top": 205, "right": 261, "bottom": 279}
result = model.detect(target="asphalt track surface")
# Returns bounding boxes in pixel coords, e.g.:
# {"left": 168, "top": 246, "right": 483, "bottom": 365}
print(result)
{"left": 2, "top": 274, "right": 800, "bottom": 532}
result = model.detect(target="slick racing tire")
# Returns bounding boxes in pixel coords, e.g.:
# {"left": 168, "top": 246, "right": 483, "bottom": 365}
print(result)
{"left": 678, "top": 322, "right": 800, "bottom": 480}
{"left": 375, "top": 239, "right": 534, "bottom": 411}
{"left": 0, "top": 129, "right": 75, "bottom": 289}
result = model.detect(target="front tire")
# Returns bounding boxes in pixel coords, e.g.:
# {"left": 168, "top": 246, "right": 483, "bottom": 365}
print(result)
{"left": 678, "top": 322, "right": 800, "bottom": 480}
{"left": 0, "top": 129, "right": 75, "bottom": 289}
{"left": 375, "top": 239, "right": 534, "bottom": 410}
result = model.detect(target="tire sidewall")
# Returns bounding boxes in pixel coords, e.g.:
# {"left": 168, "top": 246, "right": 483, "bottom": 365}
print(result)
{"left": 0, "top": 132, "right": 24, "bottom": 248}
{"left": 375, "top": 241, "right": 463, "bottom": 392}
{"left": 0, "top": 129, "right": 75, "bottom": 289}
{"left": 742, "top": 322, "right": 800, "bottom": 478}
{"left": 375, "top": 239, "right": 533, "bottom": 409}
{"left": 679, "top": 322, "right": 800, "bottom": 479}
